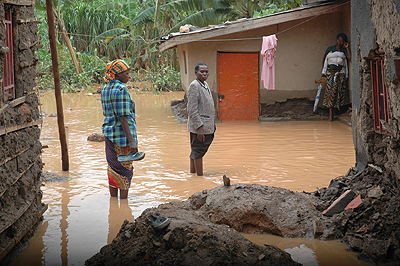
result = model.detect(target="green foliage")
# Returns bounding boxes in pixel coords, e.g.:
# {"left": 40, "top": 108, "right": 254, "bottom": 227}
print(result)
{"left": 150, "top": 65, "right": 182, "bottom": 91}
{"left": 34, "top": 0, "right": 301, "bottom": 92}
{"left": 255, "top": 0, "right": 302, "bottom": 16}
{"left": 35, "top": 14, "right": 107, "bottom": 92}
{"left": 131, "top": 65, "right": 182, "bottom": 91}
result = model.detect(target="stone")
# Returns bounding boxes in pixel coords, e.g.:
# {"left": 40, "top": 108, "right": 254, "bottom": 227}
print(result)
{"left": 367, "top": 186, "right": 384, "bottom": 199}
{"left": 223, "top": 175, "right": 231, "bottom": 186}
{"left": 87, "top": 133, "right": 105, "bottom": 142}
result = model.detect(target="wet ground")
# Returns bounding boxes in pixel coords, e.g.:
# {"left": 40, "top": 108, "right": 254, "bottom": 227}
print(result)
{"left": 9, "top": 90, "right": 368, "bottom": 266}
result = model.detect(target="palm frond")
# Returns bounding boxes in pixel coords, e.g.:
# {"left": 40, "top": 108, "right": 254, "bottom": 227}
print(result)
{"left": 132, "top": 6, "right": 156, "bottom": 25}
{"left": 106, "top": 33, "right": 131, "bottom": 47}
{"left": 92, "top": 28, "right": 127, "bottom": 42}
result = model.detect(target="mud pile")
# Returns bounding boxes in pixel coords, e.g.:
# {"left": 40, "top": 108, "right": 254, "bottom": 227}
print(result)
{"left": 170, "top": 96, "right": 352, "bottom": 123}
{"left": 86, "top": 171, "right": 399, "bottom": 265}
{"left": 86, "top": 184, "right": 323, "bottom": 266}
{"left": 315, "top": 166, "right": 400, "bottom": 264}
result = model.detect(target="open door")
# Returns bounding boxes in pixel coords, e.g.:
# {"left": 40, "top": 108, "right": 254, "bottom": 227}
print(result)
{"left": 217, "top": 52, "right": 259, "bottom": 120}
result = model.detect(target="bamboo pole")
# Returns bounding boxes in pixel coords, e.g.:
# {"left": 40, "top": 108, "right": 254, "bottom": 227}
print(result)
{"left": 46, "top": 0, "right": 69, "bottom": 171}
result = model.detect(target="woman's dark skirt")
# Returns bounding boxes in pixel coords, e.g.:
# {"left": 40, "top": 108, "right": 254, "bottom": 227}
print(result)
{"left": 190, "top": 132, "right": 214, "bottom": 159}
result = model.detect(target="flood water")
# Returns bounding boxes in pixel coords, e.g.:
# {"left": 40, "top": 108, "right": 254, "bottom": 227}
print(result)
{"left": 10, "top": 90, "right": 368, "bottom": 266}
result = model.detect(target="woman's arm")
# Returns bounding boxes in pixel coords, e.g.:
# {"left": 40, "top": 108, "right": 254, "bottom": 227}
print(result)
{"left": 344, "top": 42, "right": 351, "bottom": 61}
{"left": 120, "top": 115, "right": 138, "bottom": 154}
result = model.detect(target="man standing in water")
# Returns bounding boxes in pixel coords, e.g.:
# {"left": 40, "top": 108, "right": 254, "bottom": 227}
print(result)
{"left": 187, "top": 63, "right": 216, "bottom": 176}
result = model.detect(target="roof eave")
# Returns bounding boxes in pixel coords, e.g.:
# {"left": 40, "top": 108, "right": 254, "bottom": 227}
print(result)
{"left": 159, "top": 1, "right": 346, "bottom": 52}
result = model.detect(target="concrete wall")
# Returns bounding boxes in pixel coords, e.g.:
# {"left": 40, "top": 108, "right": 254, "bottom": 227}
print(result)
{"left": 351, "top": 0, "right": 400, "bottom": 177}
{"left": 0, "top": 2, "right": 46, "bottom": 261}
{"left": 178, "top": 3, "right": 350, "bottom": 111}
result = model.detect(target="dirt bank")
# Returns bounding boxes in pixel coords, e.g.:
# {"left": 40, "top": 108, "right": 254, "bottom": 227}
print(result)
{"left": 171, "top": 96, "right": 352, "bottom": 125}
{"left": 86, "top": 166, "right": 400, "bottom": 265}
{"left": 86, "top": 185, "right": 309, "bottom": 266}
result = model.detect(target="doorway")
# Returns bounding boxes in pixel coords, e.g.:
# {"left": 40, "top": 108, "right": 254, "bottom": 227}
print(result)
{"left": 217, "top": 52, "right": 259, "bottom": 120}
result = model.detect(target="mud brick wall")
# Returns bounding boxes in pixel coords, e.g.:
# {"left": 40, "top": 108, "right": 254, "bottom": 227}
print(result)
{"left": 0, "top": 1, "right": 46, "bottom": 261}
{"left": 0, "top": 2, "right": 5, "bottom": 97}
{"left": 352, "top": 0, "right": 400, "bottom": 180}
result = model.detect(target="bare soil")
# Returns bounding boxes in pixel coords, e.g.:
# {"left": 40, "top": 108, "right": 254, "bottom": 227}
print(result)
{"left": 260, "top": 98, "right": 352, "bottom": 124}
{"left": 171, "top": 96, "right": 352, "bottom": 124}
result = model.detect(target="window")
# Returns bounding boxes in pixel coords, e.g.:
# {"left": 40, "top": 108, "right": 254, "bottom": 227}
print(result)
{"left": 370, "top": 59, "right": 390, "bottom": 134}
{"left": 3, "top": 8, "right": 15, "bottom": 102}
{"left": 183, "top": 50, "right": 187, "bottom": 75}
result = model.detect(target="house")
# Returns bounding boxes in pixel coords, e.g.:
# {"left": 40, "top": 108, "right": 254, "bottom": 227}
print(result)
{"left": 0, "top": 0, "right": 46, "bottom": 261}
{"left": 159, "top": 0, "right": 351, "bottom": 120}
{"left": 350, "top": 0, "right": 400, "bottom": 176}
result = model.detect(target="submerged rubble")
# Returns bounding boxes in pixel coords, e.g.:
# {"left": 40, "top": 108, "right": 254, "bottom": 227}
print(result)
{"left": 316, "top": 166, "right": 400, "bottom": 265}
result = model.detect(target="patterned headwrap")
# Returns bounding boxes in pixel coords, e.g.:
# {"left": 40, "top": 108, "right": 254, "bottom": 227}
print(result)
{"left": 104, "top": 59, "right": 130, "bottom": 82}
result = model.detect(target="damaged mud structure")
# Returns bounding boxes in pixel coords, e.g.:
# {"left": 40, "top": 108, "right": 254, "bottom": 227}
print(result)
{"left": 0, "top": 0, "right": 46, "bottom": 262}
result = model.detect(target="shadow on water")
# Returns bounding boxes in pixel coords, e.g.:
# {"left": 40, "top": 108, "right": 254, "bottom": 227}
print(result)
{"left": 10, "top": 91, "right": 368, "bottom": 266}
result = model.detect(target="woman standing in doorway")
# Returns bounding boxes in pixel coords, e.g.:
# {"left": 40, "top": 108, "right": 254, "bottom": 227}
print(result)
{"left": 322, "top": 33, "right": 351, "bottom": 122}
{"left": 101, "top": 59, "right": 139, "bottom": 199}
{"left": 187, "top": 63, "right": 216, "bottom": 176}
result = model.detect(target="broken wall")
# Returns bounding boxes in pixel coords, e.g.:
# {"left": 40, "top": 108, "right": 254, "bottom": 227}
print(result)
{"left": 0, "top": 0, "right": 46, "bottom": 261}
{"left": 351, "top": 0, "right": 400, "bottom": 179}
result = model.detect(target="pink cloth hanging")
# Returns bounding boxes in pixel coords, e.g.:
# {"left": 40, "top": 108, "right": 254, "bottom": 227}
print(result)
{"left": 261, "top": 35, "right": 278, "bottom": 90}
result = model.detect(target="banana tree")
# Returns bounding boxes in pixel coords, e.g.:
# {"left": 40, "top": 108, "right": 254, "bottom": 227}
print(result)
{"left": 92, "top": 0, "right": 300, "bottom": 71}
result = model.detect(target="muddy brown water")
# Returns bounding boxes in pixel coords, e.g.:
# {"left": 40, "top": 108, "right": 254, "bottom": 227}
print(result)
{"left": 10, "top": 91, "right": 368, "bottom": 266}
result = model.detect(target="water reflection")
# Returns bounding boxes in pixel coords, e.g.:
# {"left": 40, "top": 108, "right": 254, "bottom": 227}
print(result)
{"left": 11, "top": 91, "right": 358, "bottom": 265}
{"left": 243, "top": 234, "right": 369, "bottom": 266}
{"left": 108, "top": 198, "right": 135, "bottom": 244}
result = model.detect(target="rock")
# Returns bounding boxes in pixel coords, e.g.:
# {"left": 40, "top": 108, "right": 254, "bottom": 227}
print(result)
{"left": 223, "top": 175, "right": 230, "bottom": 186}
{"left": 312, "top": 219, "right": 325, "bottom": 238}
{"left": 0, "top": 46, "right": 10, "bottom": 54}
{"left": 42, "top": 171, "right": 71, "bottom": 183}
{"left": 367, "top": 186, "right": 384, "bottom": 199}
{"left": 87, "top": 133, "right": 105, "bottom": 142}
{"left": 322, "top": 190, "right": 356, "bottom": 217}
{"left": 40, "top": 110, "right": 48, "bottom": 117}
{"left": 48, "top": 113, "right": 57, "bottom": 117}
{"left": 329, "top": 178, "right": 346, "bottom": 189}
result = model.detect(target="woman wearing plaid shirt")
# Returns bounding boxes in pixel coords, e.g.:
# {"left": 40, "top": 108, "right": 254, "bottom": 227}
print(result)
{"left": 101, "top": 59, "right": 138, "bottom": 199}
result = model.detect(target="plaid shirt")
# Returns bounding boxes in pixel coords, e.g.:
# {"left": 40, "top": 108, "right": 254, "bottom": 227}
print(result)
{"left": 101, "top": 80, "right": 137, "bottom": 147}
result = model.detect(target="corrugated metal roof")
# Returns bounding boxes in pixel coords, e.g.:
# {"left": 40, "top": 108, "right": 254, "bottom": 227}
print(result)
{"left": 159, "top": 0, "right": 347, "bottom": 52}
